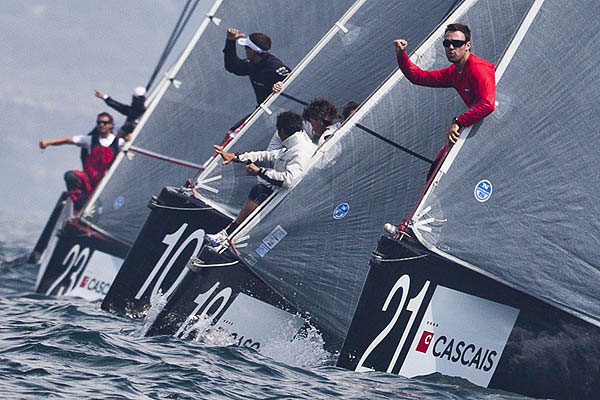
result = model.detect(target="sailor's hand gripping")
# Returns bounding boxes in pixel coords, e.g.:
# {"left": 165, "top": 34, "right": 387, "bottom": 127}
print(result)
{"left": 213, "top": 145, "right": 237, "bottom": 165}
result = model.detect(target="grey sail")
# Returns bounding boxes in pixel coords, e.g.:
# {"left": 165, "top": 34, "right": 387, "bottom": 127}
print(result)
{"left": 191, "top": 0, "right": 456, "bottom": 218}
{"left": 81, "top": 0, "right": 353, "bottom": 244}
{"left": 227, "top": 0, "right": 534, "bottom": 342}
{"left": 412, "top": 0, "right": 600, "bottom": 326}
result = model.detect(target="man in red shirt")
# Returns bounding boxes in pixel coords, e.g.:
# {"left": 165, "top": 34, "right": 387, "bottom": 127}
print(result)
{"left": 394, "top": 23, "right": 496, "bottom": 178}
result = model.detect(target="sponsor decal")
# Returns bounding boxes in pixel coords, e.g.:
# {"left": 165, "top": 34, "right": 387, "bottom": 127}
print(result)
{"left": 213, "top": 293, "right": 305, "bottom": 352}
{"left": 113, "top": 196, "right": 125, "bottom": 209}
{"left": 474, "top": 180, "right": 492, "bottom": 202}
{"left": 416, "top": 331, "right": 434, "bottom": 353}
{"left": 429, "top": 334, "right": 497, "bottom": 372}
{"left": 333, "top": 202, "right": 350, "bottom": 220}
{"left": 254, "top": 225, "right": 287, "bottom": 258}
{"left": 244, "top": 253, "right": 257, "bottom": 266}
{"left": 79, "top": 275, "right": 111, "bottom": 295}
{"left": 399, "top": 286, "right": 519, "bottom": 387}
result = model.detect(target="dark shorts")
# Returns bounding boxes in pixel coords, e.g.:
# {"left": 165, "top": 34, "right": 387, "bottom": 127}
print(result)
{"left": 249, "top": 184, "right": 273, "bottom": 205}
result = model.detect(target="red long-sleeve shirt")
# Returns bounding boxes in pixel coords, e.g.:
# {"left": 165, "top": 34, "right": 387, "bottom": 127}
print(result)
{"left": 396, "top": 51, "right": 496, "bottom": 127}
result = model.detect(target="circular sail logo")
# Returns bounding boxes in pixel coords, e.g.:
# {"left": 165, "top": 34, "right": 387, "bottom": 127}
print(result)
{"left": 333, "top": 202, "right": 350, "bottom": 219}
{"left": 113, "top": 196, "right": 125, "bottom": 210}
{"left": 474, "top": 180, "right": 492, "bottom": 202}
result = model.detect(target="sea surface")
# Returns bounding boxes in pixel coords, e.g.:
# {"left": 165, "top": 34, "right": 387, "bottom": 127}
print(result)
{"left": 0, "top": 236, "right": 534, "bottom": 400}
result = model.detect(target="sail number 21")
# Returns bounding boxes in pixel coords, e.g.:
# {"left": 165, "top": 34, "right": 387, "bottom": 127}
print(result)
{"left": 355, "top": 275, "right": 430, "bottom": 373}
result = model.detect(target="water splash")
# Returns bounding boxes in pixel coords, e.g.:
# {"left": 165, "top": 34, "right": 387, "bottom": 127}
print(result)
{"left": 260, "top": 323, "right": 334, "bottom": 368}
{"left": 135, "top": 289, "right": 168, "bottom": 336}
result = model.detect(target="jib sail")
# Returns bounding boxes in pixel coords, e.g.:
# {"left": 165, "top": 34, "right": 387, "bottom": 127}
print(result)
{"left": 412, "top": 0, "right": 600, "bottom": 326}
{"left": 81, "top": 0, "right": 353, "bottom": 244}
{"left": 226, "top": 0, "right": 534, "bottom": 342}
{"left": 191, "top": 0, "right": 456, "bottom": 218}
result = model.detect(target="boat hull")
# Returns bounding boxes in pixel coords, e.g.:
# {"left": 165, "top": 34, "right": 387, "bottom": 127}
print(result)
{"left": 338, "top": 235, "right": 600, "bottom": 399}
{"left": 101, "top": 186, "right": 231, "bottom": 317}
{"left": 35, "top": 219, "right": 129, "bottom": 301}
{"left": 144, "top": 245, "right": 306, "bottom": 351}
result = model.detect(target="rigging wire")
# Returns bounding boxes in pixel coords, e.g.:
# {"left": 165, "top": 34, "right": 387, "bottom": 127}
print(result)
{"left": 146, "top": 0, "right": 203, "bottom": 91}
{"left": 278, "top": 92, "right": 433, "bottom": 164}
{"left": 125, "top": 146, "right": 206, "bottom": 170}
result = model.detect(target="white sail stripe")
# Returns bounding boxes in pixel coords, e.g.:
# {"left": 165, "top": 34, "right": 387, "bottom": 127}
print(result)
{"left": 259, "top": 104, "right": 273, "bottom": 115}
{"left": 81, "top": 0, "right": 223, "bottom": 218}
{"left": 192, "top": 0, "right": 369, "bottom": 200}
{"left": 196, "top": 183, "right": 219, "bottom": 194}
{"left": 335, "top": 21, "right": 349, "bottom": 34}
{"left": 197, "top": 174, "right": 222, "bottom": 185}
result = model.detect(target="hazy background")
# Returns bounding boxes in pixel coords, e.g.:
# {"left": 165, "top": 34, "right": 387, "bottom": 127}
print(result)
{"left": 1, "top": 1, "right": 212, "bottom": 246}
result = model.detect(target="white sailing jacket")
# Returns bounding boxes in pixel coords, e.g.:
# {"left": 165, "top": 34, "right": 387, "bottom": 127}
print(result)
{"left": 238, "top": 130, "right": 316, "bottom": 189}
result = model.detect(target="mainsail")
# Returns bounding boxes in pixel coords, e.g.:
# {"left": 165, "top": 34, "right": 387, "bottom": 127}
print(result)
{"left": 81, "top": 0, "right": 353, "bottom": 244}
{"left": 227, "top": 0, "right": 534, "bottom": 342}
{"left": 411, "top": 0, "right": 600, "bottom": 326}
{"left": 192, "top": 0, "right": 455, "bottom": 218}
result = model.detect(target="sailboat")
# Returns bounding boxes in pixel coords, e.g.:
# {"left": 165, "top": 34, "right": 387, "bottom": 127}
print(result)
{"left": 138, "top": 0, "right": 600, "bottom": 398}
{"left": 34, "top": 0, "right": 350, "bottom": 301}
{"left": 338, "top": 0, "right": 600, "bottom": 397}
{"left": 102, "top": 0, "right": 439, "bottom": 316}
{"left": 138, "top": 0, "right": 495, "bottom": 345}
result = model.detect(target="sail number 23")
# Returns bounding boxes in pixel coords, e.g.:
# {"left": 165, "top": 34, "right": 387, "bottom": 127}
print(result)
{"left": 355, "top": 275, "right": 430, "bottom": 373}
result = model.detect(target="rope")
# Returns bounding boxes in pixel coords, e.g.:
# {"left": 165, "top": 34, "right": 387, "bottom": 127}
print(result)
{"left": 146, "top": 0, "right": 203, "bottom": 91}
{"left": 126, "top": 146, "right": 205, "bottom": 170}
{"left": 278, "top": 92, "right": 432, "bottom": 164}
{"left": 150, "top": 202, "right": 214, "bottom": 212}
{"left": 372, "top": 254, "right": 427, "bottom": 263}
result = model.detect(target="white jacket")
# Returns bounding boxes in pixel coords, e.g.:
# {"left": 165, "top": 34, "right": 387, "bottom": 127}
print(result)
{"left": 238, "top": 130, "right": 316, "bottom": 189}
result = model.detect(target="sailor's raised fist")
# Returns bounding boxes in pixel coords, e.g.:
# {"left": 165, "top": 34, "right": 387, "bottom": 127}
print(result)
{"left": 226, "top": 28, "right": 245, "bottom": 40}
{"left": 394, "top": 39, "right": 408, "bottom": 54}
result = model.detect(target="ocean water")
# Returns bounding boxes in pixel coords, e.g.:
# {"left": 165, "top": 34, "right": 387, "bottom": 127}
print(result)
{"left": 0, "top": 243, "right": 533, "bottom": 399}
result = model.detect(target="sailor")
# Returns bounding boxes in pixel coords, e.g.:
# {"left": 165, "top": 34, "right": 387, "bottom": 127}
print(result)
{"left": 95, "top": 87, "right": 147, "bottom": 126}
{"left": 341, "top": 100, "right": 359, "bottom": 123}
{"left": 221, "top": 28, "right": 291, "bottom": 146}
{"left": 302, "top": 98, "right": 339, "bottom": 146}
{"left": 266, "top": 98, "right": 340, "bottom": 151}
{"left": 206, "top": 111, "right": 316, "bottom": 245}
{"left": 394, "top": 23, "right": 496, "bottom": 178}
{"left": 39, "top": 112, "right": 129, "bottom": 210}
{"left": 94, "top": 86, "right": 147, "bottom": 139}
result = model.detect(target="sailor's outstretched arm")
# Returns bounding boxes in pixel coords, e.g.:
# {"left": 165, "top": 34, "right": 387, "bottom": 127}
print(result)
{"left": 39, "top": 137, "right": 74, "bottom": 149}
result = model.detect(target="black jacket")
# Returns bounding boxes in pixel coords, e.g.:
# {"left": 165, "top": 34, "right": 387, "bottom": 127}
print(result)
{"left": 223, "top": 39, "right": 291, "bottom": 104}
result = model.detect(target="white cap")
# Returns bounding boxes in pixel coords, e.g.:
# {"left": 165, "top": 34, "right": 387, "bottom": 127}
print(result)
{"left": 237, "top": 36, "right": 267, "bottom": 54}
{"left": 133, "top": 86, "right": 146, "bottom": 97}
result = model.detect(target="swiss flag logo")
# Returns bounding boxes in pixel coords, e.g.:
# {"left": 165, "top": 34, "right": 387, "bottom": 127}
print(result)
{"left": 416, "top": 331, "right": 434, "bottom": 353}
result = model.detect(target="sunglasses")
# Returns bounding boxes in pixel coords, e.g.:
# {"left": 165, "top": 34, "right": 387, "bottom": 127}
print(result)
{"left": 97, "top": 120, "right": 112, "bottom": 125}
{"left": 443, "top": 39, "right": 468, "bottom": 48}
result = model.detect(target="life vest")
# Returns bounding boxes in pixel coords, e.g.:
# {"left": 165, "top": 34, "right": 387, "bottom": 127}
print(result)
{"left": 74, "top": 136, "right": 120, "bottom": 192}
{"left": 80, "top": 128, "right": 101, "bottom": 166}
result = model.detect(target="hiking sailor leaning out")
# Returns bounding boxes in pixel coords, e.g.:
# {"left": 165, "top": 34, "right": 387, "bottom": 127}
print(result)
{"left": 39, "top": 112, "right": 129, "bottom": 210}
{"left": 394, "top": 23, "right": 496, "bottom": 178}
{"left": 207, "top": 111, "right": 316, "bottom": 246}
